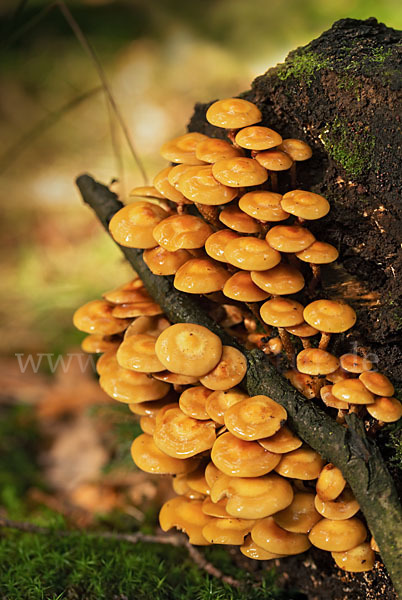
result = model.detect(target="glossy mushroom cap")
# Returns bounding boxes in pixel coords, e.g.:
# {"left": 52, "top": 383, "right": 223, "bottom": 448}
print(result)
{"left": 153, "top": 407, "right": 216, "bottom": 458}
{"left": 205, "top": 388, "right": 248, "bottom": 425}
{"left": 339, "top": 354, "right": 373, "bottom": 373}
{"left": 143, "top": 246, "right": 192, "bottom": 276}
{"left": 258, "top": 426, "right": 302, "bottom": 454}
{"left": 320, "top": 385, "right": 349, "bottom": 410}
{"left": 152, "top": 371, "right": 199, "bottom": 385}
{"left": 314, "top": 488, "right": 360, "bottom": 520}
{"left": 278, "top": 139, "right": 312, "bottom": 161}
{"left": 224, "top": 395, "right": 287, "bottom": 441}
{"left": 332, "top": 542, "right": 375, "bottom": 572}
{"left": 159, "top": 496, "right": 211, "bottom": 544}
{"left": 255, "top": 149, "right": 293, "bottom": 171}
{"left": 240, "top": 536, "right": 286, "bottom": 560}
{"left": 179, "top": 385, "right": 212, "bottom": 420}
{"left": 202, "top": 496, "right": 230, "bottom": 518}
{"left": 131, "top": 434, "right": 199, "bottom": 474}
{"left": 223, "top": 271, "right": 270, "bottom": 302}
{"left": 224, "top": 237, "right": 281, "bottom": 271}
{"left": 274, "top": 492, "right": 321, "bottom": 533}
{"left": 296, "top": 241, "right": 339, "bottom": 264}
{"left": 303, "top": 300, "right": 357, "bottom": 333}
{"left": 109, "top": 202, "right": 167, "bottom": 248}
{"left": 111, "top": 300, "right": 162, "bottom": 319}
{"left": 153, "top": 214, "right": 212, "bottom": 251}
{"left": 266, "top": 225, "right": 315, "bottom": 253}
{"left": 251, "top": 263, "right": 305, "bottom": 295}
{"left": 204, "top": 461, "right": 224, "bottom": 488}
{"left": 219, "top": 205, "right": 260, "bottom": 233}
{"left": 212, "top": 157, "right": 268, "bottom": 187}
{"left": 331, "top": 379, "right": 375, "bottom": 405}
{"left": 284, "top": 369, "right": 320, "bottom": 400}
{"left": 153, "top": 167, "right": 188, "bottom": 204}
{"left": 195, "top": 137, "right": 243, "bottom": 162}
{"left": 308, "top": 517, "right": 367, "bottom": 551}
{"left": 206, "top": 98, "right": 262, "bottom": 129}
{"left": 167, "top": 164, "right": 194, "bottom": 188}
{"left": 366, "top": 396, "right": 402, "bottom": 422}
{"left": 281, "top": 190, "right": 330, "bottom": 220}
{"left": 178, "top": 165, "right": 238, "bottom": 205}
{"left": 117, "top": 334, "right": 165, "bottom": 372}
{"left": 285, "top": 323, "right": 319, "bottom": 338}
{"left": 205, "top": 229, "right": 240, "bottom": 262}
{"left": 155, "top": 323, "right": 222, "bottom": 377}
{"left": 160, "top": 132, "right": 207, "bottom": 164}
{"left": 185, "top": 464, "right": 211, "bottom": 495}
{"left": 174, "top": 258, "right": 230, "bottom": 294}
{"left": 81, "top": 334, "right": 120, "bottom": 354}
{"left": 103, "top": 278, "right": 148, "bottom": 304}
{"left": 316, "top": 464, "right": 346, "bottom": 501}
{"left": 200, "top": 346, "right": 247, "bottom": 391}
{"left": 128, "top": 397, "right": 176, "bottom": 416}
{"left": 359, "top": 371, "right": 395, "bottom": 397}
{"left": 211, "top": 431, "right": 281, "bottom": 477}
{"left": 239, "top": 190, "right": 289, "bottom": 222}
{"left": 129, "top": 185, "right": 165, "bottom": 199}
{"left": 73, "top": 300, "right": 131, "bottom": 335}
{"left": 260, "top": 297, "right": 304, "bottom": 328}
{"left": 297, "top": 348, "right": 339, "bottom": 376}
{"left": 275, "top": 447, "right": 325, "bottom": 480}
{"left": 202, "top": 517, "right": 255, "bottom": 545}
{"left": 251, "top": 517, "right": 311, "bottom": 555}
{"left": 235, "top": 126, "right": 282, "bottom": 150}
{"left": 99, "top": 356, "right": 169, "bottom": 403}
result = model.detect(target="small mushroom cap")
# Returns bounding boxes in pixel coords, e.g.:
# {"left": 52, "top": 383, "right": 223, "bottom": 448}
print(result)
{"left": 275, "top": 447, "right": 325, "bottom": 480}
{"left": 199, "top": 346, "right": 247, "bottom": 391}
{"left": 370, "top": 536, "right": 380, "bottom": 553}
{"left": 266, "top": 336, "right": 283, "bottom": 355}
{"left": 81, "top": 334, "right": 120, "bottom": 354}
{"left": 117, "top": 334, "right": 165, "bottom": 373}
{"left": 320, "top": 385, "right": 349, "bottom": 410}
{"left": 153, "top": 407, "right": 216, "bottom": 459}
{"left": 140, "top": 414, "right": 156, "bottom": 435}
{"left": 174, "top": 258, "right": 230, "bottom": 294}
{"left": 212, "top": 157, "right": 268, "bottom": 187}
{"left": 223, "top": 271, "right": 270, "bottom": 302}
{"left": 235, "top": 126, "right": 282, "bottom": 150}
{"left": 124, "top": 315, "right": 169, "bottom": 338}
{"left": 224, "top": 395, "right": 287, "bottom": 441}
{"left": 303, "top": 300, "right": 357, "bottom": 333}
{"left": 281, "top": 190, "right": 330, "bottom": 220}
{"left": 251, "top": 263, "right": 305, "bottom": 295}
{"left": 296, "top": 241, "right": 339, "bottom": 264}
{"left": 278, "top": 139, "right": 312, "bottom": 161}
{"left": 155, "top": 323, "right": 222, "bottom": 377}
{"left": 205, "top": 229, "right": 240, "bottom": 262}
{"left": 129, "top": 185, "right": 166, "bottom": 199}
{"left": 185, "top": 464, "right": 211, "bottom": 495}
{"left": 178, "top": 165, "right": 238, "bottom": 206}
{"left": 206, "top": 98, "right": 262, "bottom": 129}
{"left": 152, "top": 371, "right": 199, "bottom": 385}
{"left": 167, "top": 164, "right": 194, "bottom": 189}
{"left": 359, "top": 371, "right": 395, "bottom": 397}
{"left": 326, "top": 367, "right": 351, "bottom": 384}
{"left": 316, "top": 463, "right": 346, "bottom": 501}
{"left": 274, "top": 492, "right": 321, "bottom": 533}
{"left": 143, "top": 246, "right": 192, "bottom": 276}
{"left": 284, "top": 369, "right": 321, "bottom": 400}
{"left": 285, "top": 323, "right": 319, "bottom": 338}
{"left": 202, "top": 496, "right": 230, "bottom": 518}
{"left": 296, "top": 351, "right": 338, "bottom": 380}
{"left": 96, "top": 350, "right": 119, "bottom": 376}
{"left": 159, "top": 496, "right": 211, "bottom": 545}
{"left": 160, "top": 132, "right": 208, "bottom": 164}
{"left": 202, "top": 517, "right": 255, "bottom": 545}
{"left": 239, "top": 191, "right": 289, "bottom": 222}
{"left": 100, "top": 361, "right": 170, "bottom": 404}
{"left": 258, "top": 426, "right": 302, "bottom": 454}
{"left": 251, "top": 517, "right": 311, "bottom": 555}
{"left": 240, "top": 536, "right": 287, "bottom": 560}
{"left": 128, "top": 397, "right": 176, "bottom": 416}
{"left": 340, "top": 354, "right": 373, "bottom": 373}
{"left": 266, "top": 225, "right": 315, "bottom": 253}
{"left": 204, "top": 461, "right": 225, "bottom": 488}
{"left": 153, "top": 214, "right": 212, "bottom": 251}
{"left": 219, "top": 205, "right": 260, "bottom": 233}
{"left": 103, "top": 279, "right": 149, "bottom": 304}
{"left": 111, "top": 300, "right": 163, "bottom": 319}
{"left": 255, "top": 149, "right": 293, "bottom": 171}
{"left": 205, "top": 388, "right": 248, "bottom": 425}
{"left": 332, "top": 378, "right": 375, "bottom": 405}
{"left": 366, "top": 396, "right": 402, "bottom": 422}
{"left": 109, "top": 202, "right": 167, "bottom": 248}
{"left": 179, "top": 385, "right": 212, "bottom": 420}
{"left": 212, "top": 473, "right": 293, "bottom": 519}
{"left": 308, "top": 517, "right": 367, "bottom": 552}
{"left": 73, "top": 300, "right": 131, "bottom": 335}
{"left": 131, "top": 434, "right": 199, "bottom": 475}
{"left": 224, "top": 237, "right": 281, "bottom": 271}
{"left": 332, "top": 542, "right": 375, "bottom": 572}
{"left": 297, "top": 348, "right": 340, "bottom": 376}
{"left": 260, "top": 297, "right": 305, "bottom": 328}
{"left": 195, "top": 137, "right": 243, "bottom": 162}
{"left": 212, "top": 431, "right": 281, "bottom": 477}
{"left": 314, "top": 488, "right": 360, "bottom": 520}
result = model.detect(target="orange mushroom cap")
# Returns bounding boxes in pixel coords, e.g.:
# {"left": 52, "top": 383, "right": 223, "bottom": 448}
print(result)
{"left": 239, "top": 190, "right": 289, "bottom": 222}
{"left": 178, "top": 165, "right": 238, "bottom": 206}
{"left": 143, "top": 246, "right": 192, "bottom": 276}
{"left": 81, "top": 333, "right": 121, "bottom": 354}
{"left": 129, "top": 185, "right": 166, "bottom": 200}
{"left": 258, "top": 425, "right": 302, "bottom": 454}
{"left": 331, "top": 378, "right": 375, "bottom": 405}
{"left": 303, "top": 300, "right": 357, "bottom": 333}
{"left": 159, "top": 496, "right": 211, "bottom": 544}
{"left": 240, "top": 536, "right": 287, "bottom": 560}
{"left": 102, "top": 278, "right": 148, "bottom": 304}
{"left": 174, "top": 258, "right": 230, "bottom": 294}
{"left": 205, "top": 229, "right": 240, "bottom": 262}
{"left": 199, "top": 346, "right": 247, "bottom": 391}
{"left": 202, "top": 496, "right": 230, "bottom": 518}
{"left": 278, "top": 139, "right": 312, "bottom": 161}
{"left": 332, "top": 542, "right": 375, "bottom": 572}
{"left": 224, "top": 236, "right": 281, "bottom": 271}
{"left": 128, "top": 396, "right": 177, "bottom": 416}
{"left": 320, "top": 385, "right": 349, "bottom": 410}
{"left": 296, "top": 241, "right": 339, "bottom": 264}
{"left": 205, "top": 388, "right": 248, "bottom": 425}
{"left": 160, "top": 132, "right": 208, "bottom": 164}
{"left": 281, "top": 190, "right": 330, "bottom": 220}
{"left": 284, "top": 369, "right": 321, "bottom": 400}
{"left": 212, "top": 157, "right": 268, "bottom": 188}
{"left": 251, "top": 263, "right": 305, "bottom": 295}
{"left": 223, "top": 271, "right": 270, "bottom": 302}
{"left": 131, "top": 434, "right": 199, "bottom": 475}
{"left": 224, "top": 395, "right": 287, "bottom": 441}
{"left": 152, "top": 371, "right": 199, "bottom": 385}
{"left": 297, "top": 348, "right": 339, "bottom": 376}
{"left": 366, "top": 396, "right": 402, "bottom": 422}
{"left": 359, "top": 371, "right": 395, "bottom": 397}
{"left": 275, "top": 446, "right": 325, "bottom": 480}
{"left": 100, "top": 361, "right": 169, "bottom": 404}
{"left": 260, "top": 297, "right": 305, "bottom": 328}
{"left": 211, "top": 431, "right": 281, "bottom": 477}
{"left": 316, "top": 463, "right": 346, "bottom": 501}
{"left": 285, "top": 323, "right": 319, "bottom": 338}
{"left": 206, "top": 98, "right": 262, "bottom": 129}
{"left": 235, "top": 126, "right": 282, "bottom": 150}
{"left": 202, "top": 517, "right": 255, "bottom": 545}
{"left": 255, "top": 149, "right": 293, "bottom": 171}
{"left": 274, "top": 492, "right": 321, "bottom": 533}
{"left": 109, "top": 201, "right": 167, "bottom": 248}
{"left": 153, "top": 214, "right": 212, "bottom": 251}
{"left": 219, "top": 205, "right": 260, "bottom": 233}
{"left": 111, "top": 300, "right": 163, "bottom": 319}
{"left": 153, "top": 407, "right": 216, "bottom": 459}
{"left": 179, "top": 385, "right": 212, "bottom": 420}
{"left": 251, "top": 517, "right": 311, "bottom": 555}
{"left": 308, "top": 517, "right": 367, "bottom": 552}
{"left": 339, "top": 354, "right": 373, "bottom": 373}
{"left": 73, "top": 300, "right": 131, "bottom": 335}
{"left": 314, "top": 488, "right": 360, "bottom": 520}
{"left": 116, "top": 333, "right": 165, "bottom": 373}
{"left": 266, "top": 225, "right": 315, "bottom": 253}
{"left": 195, "top": 137, "right": 243, "bottom": 163}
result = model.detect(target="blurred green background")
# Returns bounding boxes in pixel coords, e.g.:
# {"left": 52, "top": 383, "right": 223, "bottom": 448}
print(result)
{"left": 1, "top": 0, "right": 401, "bottom": 358}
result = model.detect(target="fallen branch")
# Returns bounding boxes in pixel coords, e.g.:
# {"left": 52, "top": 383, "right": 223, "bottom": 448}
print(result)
{"left": 76, "top": 173, "right": 402, "bottom": 597}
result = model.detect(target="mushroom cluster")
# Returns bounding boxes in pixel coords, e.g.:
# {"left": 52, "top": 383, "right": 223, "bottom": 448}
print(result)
{"left": 73, "top": 97, "right": 400, "bottom": 575}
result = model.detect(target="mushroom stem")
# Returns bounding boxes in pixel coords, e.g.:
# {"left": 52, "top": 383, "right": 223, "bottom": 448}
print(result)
{"left": 227, "top": 128, "right": 242, "bottom": 149}
{"left": 259, "top": 221, "right": 270, "bottom": 238}
{"left": 195, "top": 203, "right": 221, "bottom": 230}
{"left": 318, "top": 332, "right": 331, "bottom": 350}
{"left": 336, "top": 409, "right": 347, "bottom": 424}
{"left": 270, "top": 172, "right": 278, "bottom": 192}
{"left": 290, "top": 163, "right": 297, "bottom": 187}
{"left": 245, "top": 302, "right": 271, "bottom": 335}
{"left": 278, "top": 327, "right": 295, "bottom": 365}
{"left": 309, "top": 263, "right": 321, "bottom": 292}
{"left": 301, "top": 338, "right": 311, "bottom": 349}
